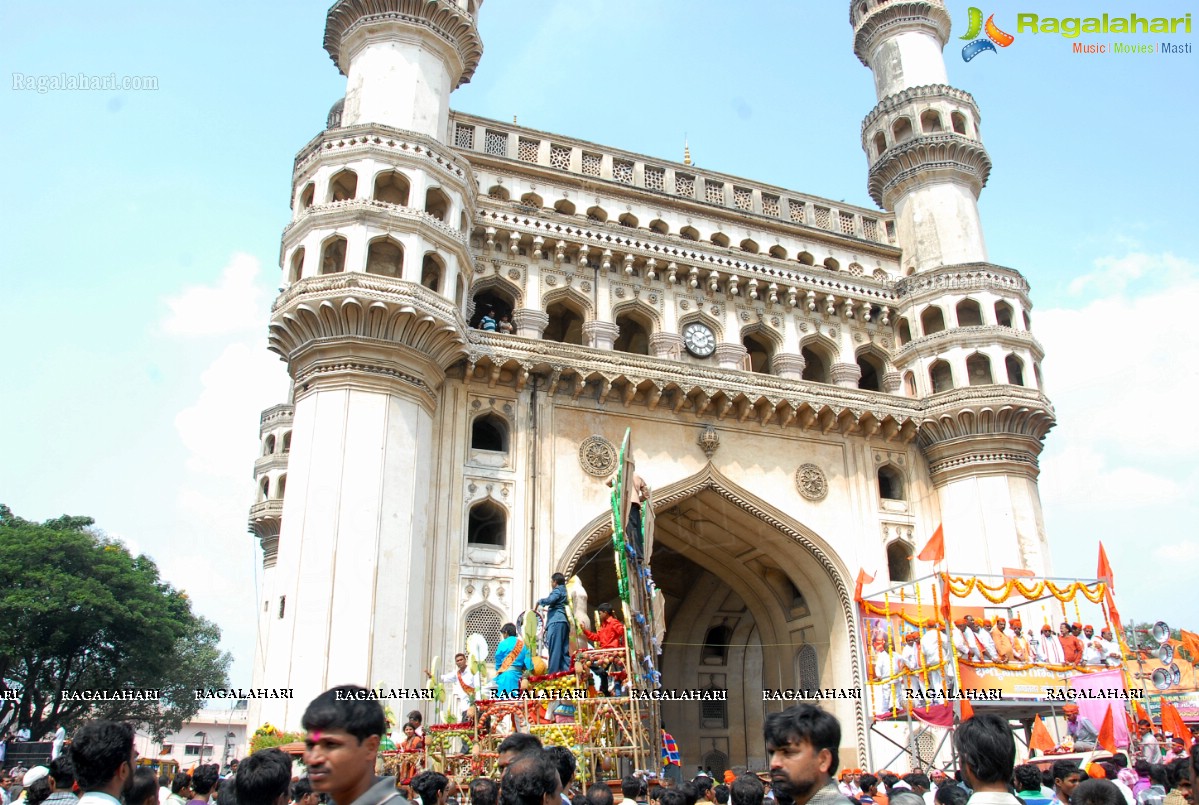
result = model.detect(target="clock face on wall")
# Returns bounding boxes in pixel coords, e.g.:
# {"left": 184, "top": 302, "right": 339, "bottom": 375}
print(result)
{"left": 682, "top": 322, "right": 716, "bottom": 357}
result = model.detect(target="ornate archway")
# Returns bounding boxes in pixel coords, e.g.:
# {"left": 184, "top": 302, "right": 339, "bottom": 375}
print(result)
{"left": 559, "top": 465, "right": 867, "bottom": 766}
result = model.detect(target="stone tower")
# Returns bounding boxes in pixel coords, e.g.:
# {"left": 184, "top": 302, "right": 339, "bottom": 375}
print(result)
{"left": 853, "top": 0, "right": 1055, "bottom": 573}
{"left": 249, "top": 0, "right": 484, "bottom": 727}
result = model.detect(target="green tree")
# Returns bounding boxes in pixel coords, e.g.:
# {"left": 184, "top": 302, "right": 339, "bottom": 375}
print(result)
{"left": 0, "top": 505, "right": 230, "bottom": 740}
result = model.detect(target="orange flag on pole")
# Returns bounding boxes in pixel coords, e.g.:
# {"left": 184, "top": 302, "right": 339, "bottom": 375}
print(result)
{"left": 855, "top": 568, "right": 875, "bottom": 603}
{"left": 1133, "top": 700, "right": 1151, "bottom": 726}
{"left": 1029, "top": 714, "right": 1056, "bottom": 754}
{"left": 959, "top": 699, "right": 975, "bottom": 722}
{"left": 1180, "top": 629, "right": 1199, "bottom": 662}
{"left": 1003, "top": 567, "right": 1035, "bottom": 578}
{"left": 1097, "top": 706, "right": 1118, "bottom": 753}
{"left": 917, "top": 524, "right": 945, "bottom": 563}
{"left": 1161, "top": 700, "right": 1189, "bottom": 744}
{"left": 1097, "top": 542, "right": 1115, "bottom": 588}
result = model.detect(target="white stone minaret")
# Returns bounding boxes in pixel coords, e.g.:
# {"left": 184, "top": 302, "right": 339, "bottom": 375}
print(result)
{"left": 854, "top": 1, "right": 1055, "bottom": 576}
{"left": 250, "top": 0, "right": 483, "bottom": 729}
{"left": 853, "top": 0, "right": 991, "bottom": 274}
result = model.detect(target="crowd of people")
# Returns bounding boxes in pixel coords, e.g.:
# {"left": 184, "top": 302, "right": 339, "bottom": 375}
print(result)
{"left": 1, "top": 692, "right": 1194, "bottom": 805}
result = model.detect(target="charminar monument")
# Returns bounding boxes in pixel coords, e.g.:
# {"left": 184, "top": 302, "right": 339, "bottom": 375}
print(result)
{"left": 246, "top": 0, "right": 1054, "bottom": 768}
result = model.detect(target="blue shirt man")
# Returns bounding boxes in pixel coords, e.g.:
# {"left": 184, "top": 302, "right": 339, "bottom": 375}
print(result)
{"left": 537, "top": 573, "right": 571, "bottom": 674}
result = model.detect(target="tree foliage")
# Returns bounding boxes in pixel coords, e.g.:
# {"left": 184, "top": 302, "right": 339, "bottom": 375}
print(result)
{"left": 0, "top": 505, "right": 231, "bottom": 740}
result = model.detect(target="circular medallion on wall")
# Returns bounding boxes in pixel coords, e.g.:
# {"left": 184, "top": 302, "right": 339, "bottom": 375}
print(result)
{"left": 795, "top": 463, "right": 829, "bottom": 502}
{"left": 578, "top": 435, "right": 618, "bottom": 478}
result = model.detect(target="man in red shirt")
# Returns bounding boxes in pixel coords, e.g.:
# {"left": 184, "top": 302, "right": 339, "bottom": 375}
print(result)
{"left": 1059, "top": 622, "right": 1084, "bottom": 666}
{"left": 582, "top": 603, "right": 627, "bottom": 696}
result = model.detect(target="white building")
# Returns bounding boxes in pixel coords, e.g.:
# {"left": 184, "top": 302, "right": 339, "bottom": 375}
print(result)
{"left": 134, "top": 702, "right": 249, "bottom": 772}
{"left": 246, "top": 0, "right": 1054, "bottom": 770}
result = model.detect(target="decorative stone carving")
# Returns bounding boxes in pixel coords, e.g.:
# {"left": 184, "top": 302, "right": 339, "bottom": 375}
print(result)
{"left": 830, "top": 362, "right": 863, "bottom": 388}
{"left": 649, "top": 332, "right": 684, "bottom": 360}
{"left": 771, "top": 353, "right": 806, "bottom": 380}
{"left": 882, "top": 371, "right": 902, "bottom": 394}
{"left": 714, "top": 342, "right": 748, "bottom": 370}
{"left": 697, "top": 425, "right": 721, "bottom": 459}
{"left": 795, "top": 463, "right": 829, "bottom": 501}
{"left": 582, "top": 320, "right": 619, "bottom": 350}
{"left": 578, "top": 435, "right": 618, "bottom": 477}
{"left": 513, "top": 308, "right": 549, "bottom": 338}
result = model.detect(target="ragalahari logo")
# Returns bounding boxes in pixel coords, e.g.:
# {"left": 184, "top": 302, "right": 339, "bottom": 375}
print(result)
{"left": 961, "top": 8, "right": 1015, "bottom": 61}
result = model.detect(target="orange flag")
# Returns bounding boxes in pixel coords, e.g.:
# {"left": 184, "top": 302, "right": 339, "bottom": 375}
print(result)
{"left": 855, "top": 568, "right": 875, "bottom": 603}
{"left": 1180, "top": 629, "right": 1199, "bottom": 662}
{"left": 1097, "top": 542, "right": 1115, "bottom": 588}
{"left": 1133, "top": 700, "right": 1151, "bottom": 726}
{"left": 1097, "top": 706, "right": 1117, "bottom": 753}
{"left": 1029, "top": 714, "right": 1055, "bottom": 754}
{"left": 1161, "top": 700, "right": 1189, "bottom": 744}
{"left": 1003, "top": 567, "right": 1035, "bottom": 578}
{"left": 917, "top": 524, "right": 945, "bottom": 563}
{"left": 960, "top": 699, "right": 975, "bottom": 722}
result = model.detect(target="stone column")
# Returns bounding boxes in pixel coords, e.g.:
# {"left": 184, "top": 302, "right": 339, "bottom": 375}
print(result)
{"left": 583, "top": 321, "right": 619, "bottom": 350}
{"left": 650, "top": 332, "right": 684, "bottom": 360}
{"left": 513, "top": 309, "right": 549, "bottom": 339}
{"left": 715, "top": 342, "right": 748, "bottom": 371}
{"left": 830, "top": 362, "right": 862, "bottom": 388}
{"left": 771, "top": 352, "right": 806, "bottom": 380}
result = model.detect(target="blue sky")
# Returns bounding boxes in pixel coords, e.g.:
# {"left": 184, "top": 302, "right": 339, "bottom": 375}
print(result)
{"left": 2, "top": 1, "right": 1196, "bottom": 689}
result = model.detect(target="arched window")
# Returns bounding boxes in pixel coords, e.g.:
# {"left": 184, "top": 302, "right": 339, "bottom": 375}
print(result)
{"left": 679, "top": 225, "right": 699, "bottom": 241}
{"left": 1023, "top": 311, "right": 1032, "bottom": 330}
{"left": 710, "top": 232, "right": 730, "bottom": 248}
{"left": 649, "top": 219, "right": 669, "bottom": 235}
{"left": 421, "top": 254, "right": 443, "bottom": 292}
{"left": 951, "top": 111, "right": 968, "bottom": 135}
{"left": 768, "top": 245, "right": 787, "bottom": 260}
{"left": 467, "top": 500, "right": 506, "bottom": 547}
{"left": 554, "top": 199, "right": 576, "bottom": 216}
{"left": 288, "top": 247, "right": 305, "bottom": 283}
{"left": 471, "top": 413, "right": 509, "bottom": 452}
{"left": 823, "top": 257, "right": 840, "bottom": 272}
{"left": 617, "top": 212, "right": 638, "bottom": 228}
{"left": 614, "top": 312, "right": 651, "bottom": 355}
{"left": 260, "top": 478, "right": 270, "bottom": 502}
{"left": 887, "top": 541, "right": 913, "bottom": 582}
{"left": 328, "top": 168, "right": 358, "bottom": 202}
{"left": 424, "top": 187, "right": 450, "bottom": 221}
{"left": 878, "top": 465, "right": 904, "bottom": 500}
{"left": 585, "top": 206, "right": 608, "bottom": 223}
{"left": 743, "top": 333, "right": 775, "bottom": 374}
{"left": 857, "top": 351, "right": 885, "bottom": 391}
{"left": 373, "top": 171, "right": 410, "bottom": 206}
{"left": 320, "top": 236, "right": 347, "bottom": 275}
{"left": 365, "top": 237, "right": 403, "bottom": 278}
{"left": 956, "top": 298, "right": 983, "bottom": 327}
{"left": 282, "top": 432, "right": 291, "bottom": 453}
{"left": 520, "top": 191, "right": 544, "bottom": 209}
{"left": 740, "top": 238, "right": 759, "bottom": 254}
{"left": 471, "top": 288, "right": 516, "bottom": 328}
{"left": 703, "top": 751, "right": 730, "bottom": 773}
{"left": 797, "top": 644, "right": 819, "bottom": 694}
{"left": 264, "top": 435, "right": 276, "bottom": 455}
{"left": 701, "top": 625, "right": 732, "bottom": 664}
{"left": 920, "top": 110, "right": 943, "bottom": 133}
{"left": 801, "top": 345, "right": 831, "bottom": 383}
{"left": 873, "top": 131, "right": 887, "bottom": 159}
{"left": 921, "top": 306, "right": 946, "bottom": 335}
{"left": 903, "top": 371, "right": 917, "bottom": 397}
{"left": 487, "top": 185, "right": 510, "bottom": 201}
{"left": 892, "top": 117, "right": 913, "bottom": 142}
{"left": 1005, "top": 354, "right": 1025, "bottom": 386}
{"left": 797, "top": 251, "right": 815, "bottom": 266}
{"left": 544, "top": 300, "right": 584, "bottom": 344}
{"left": 276, "top": 474, "right": 287, "bottom": 499}
{"left": 897, "top": 318, "right": 912, "bottom": 345}
{"left": 994, "top": 301, "right": 1014, "bottom": 327}
{"left": 929, "top": 359, "right": 953, "bottom": 392}
{"left": 966, "top": 352, "right": 993, "bottom": 385}
{"left": 299, "top": 183, "right": 315, "bottom": 210}
{"left": 464, "top": 605, "right": 504, "bottom": 662}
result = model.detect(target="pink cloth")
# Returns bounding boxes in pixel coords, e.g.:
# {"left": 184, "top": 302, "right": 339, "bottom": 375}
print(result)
{"left": 1068, "top": 669, "right": 1130, "bottom": 748}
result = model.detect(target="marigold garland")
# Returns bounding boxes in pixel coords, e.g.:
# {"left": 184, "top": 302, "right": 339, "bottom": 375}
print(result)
{"left": 945, "top": 576, "right": 1106, "bottom": 604}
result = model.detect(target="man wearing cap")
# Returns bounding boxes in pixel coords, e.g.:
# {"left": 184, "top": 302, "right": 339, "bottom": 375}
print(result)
{"left": 1037, "top": 624, "right": 1065, "bottom": 665}
{"left": 581, "top": 603, "right": 626, "bottom": 696}
{"left": 1010, "top": 620, "right": 1032, "bottom": 664}
{"left": 900, "top": 633, "right": 922, "bottom": 701}
{"left": 1064, "top": 705, "right": 1098, "bottom": 751}
{"left": 872, "top": 638, "right": 903, "bottom": 712}
{"left": 1059, "top": 623, "right": 1083, "bottom": 666}
{"left": 1081, "top": 626, "right": 1105, "bottom": 666}
{"left": 954, "top": 619, "right": 981, "bottom": 662}
{"left": 991, "top": 618, "right": 1014, "bottom": 663}
{"left": 966, "top": 616, "right": 998, "bottom": 662}
{"left": 920, "top": 623, "right": 955, "bottom": 697}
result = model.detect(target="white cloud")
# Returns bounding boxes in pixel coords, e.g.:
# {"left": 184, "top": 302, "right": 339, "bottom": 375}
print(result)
{"left": 161, "top": 253, "right": 268, "bottom": 336}
{"left": 1040, "top": 444, "right": 1183, "bottom": 510}
{"left": 1152, "top": 541, "right": 1199, "bottom": 562}
{"left": 1066, "top": 250, "right": 1195, "bottom": 296}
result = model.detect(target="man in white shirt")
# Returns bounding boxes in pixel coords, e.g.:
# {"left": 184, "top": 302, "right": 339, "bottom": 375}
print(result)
{"left": 873, "top": 639, "right": 902, "bottom": 712}
{"left": 955, "top": 619, "right": 982, "bottom": 662}
{"left": 1098, "top": 628, "right": 1123, "bottom": 667}
{"left": 1036, "top": 624, "right": 1065, "bottom": 665}
{"left": 900, "top": 633, "right": 923, "bottom": 702}
{"left": 439, "top": 653, "right": 482, "bottom": 723}
{"left": 920, "top": 625, "right": 955, "bottom": 697}
{"left": 966, "top": 617, "right": 998, "bottom": 662}
{"left": 1081, "top": 626, "right": 1106, "bottom": 666}
{"left": 51, "top": 727, "right": 67, "bottom": 761}
{"left": 68, "top": 721, "right": 137, "bottom": 805}
{"left": 1139, "top": 721, "right": 1160, "bottom": 763}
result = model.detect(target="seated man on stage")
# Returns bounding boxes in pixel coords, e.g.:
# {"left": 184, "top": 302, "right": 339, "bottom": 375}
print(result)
{"left": 1063, "top": 704, "right": 1098, "bottom": 751}
{"left": 581, "top": 602, "right": 627, "bottom": 696}
{"left": 495, "top": 622, "right": 533, "bottom": 697}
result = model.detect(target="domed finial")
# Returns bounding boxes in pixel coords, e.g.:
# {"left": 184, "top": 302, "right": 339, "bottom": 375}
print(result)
{"left": 683, "top": 136, "right": 692, "bottom": 166}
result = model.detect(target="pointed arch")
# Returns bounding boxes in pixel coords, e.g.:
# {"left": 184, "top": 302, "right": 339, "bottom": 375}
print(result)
{"left": 855, "top": 346, "right": 887, "bottom": 392}
{"left": 328, "top": 168, "right": 358, "bottom": 202}
{"left": 372, "top": 170, "right": 411, "bottom": 206}
{"left": 365, "top": 235, "right": 403, "bottom": 277}
{"left": 288, "top": 247, "right": 305, "bottom": 283}
{"left": 467, "top": 498, "right": 507, "bottom": 547}
{"left": 614, "top": 307, "right": 653, "bottom": 355}
{"left": 677, "top": 309, "right": 724, "bottom": 343}
{"left": 424, "top": 186, "right": 450, "bottom": 221}
{"left": 585, "top": 205, "right": 608, "bottom": 223}
{"left": 319, "top": 235, "right": 347, "bottom": 275}
{"left": 800, "top": 335, "right": 838, "bottom": 383}
{"left": 649, "top": 219, "right": 669, "bottom": 235}
{"left": 710, "top": 232, "right": 730, "bottom": 248}
{"left": 557, "top": 463, "right": 867, "bottom": 762}
{"left": 920, "top": 305, "right": 946, "bottom": 335}
{"left": 966, "top": 352, "right": 993, "bottom": 385}
{"left": 520, "top": 191, "right": 544, "bottom": 209}
{"left": 420, "top": 252, "right": 444, "bottom": 292}
{"left": 469, "top": 273, "right": 524, "bottom": 310}
{"left": 553, "top": 198, "right": 576, "bottom": 216}
{"left": 956, "top": 298, "right": 983, "bottom": 327}
{"left": 618, "top": 212, "right": 639, "bottom": 229}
